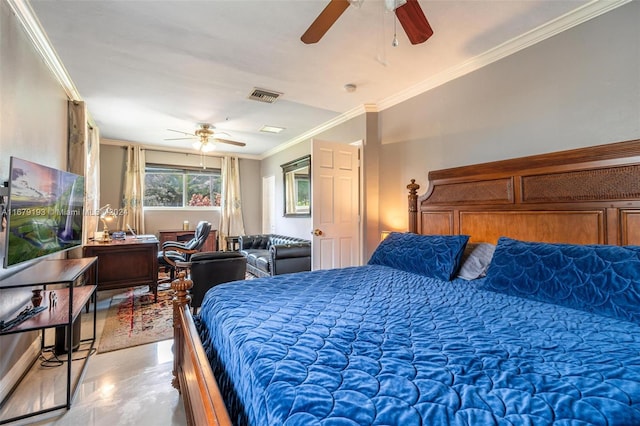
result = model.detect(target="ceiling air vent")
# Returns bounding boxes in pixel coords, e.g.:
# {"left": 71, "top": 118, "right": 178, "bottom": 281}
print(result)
{"left": 248, "top": 88, "right": 282, "bottom": 104}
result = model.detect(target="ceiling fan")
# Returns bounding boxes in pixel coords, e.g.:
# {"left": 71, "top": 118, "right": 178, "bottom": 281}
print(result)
{"left": 165, "top": 123, "right": 246, "bottom": 152}
{"left": 301, "top": 0, "right": 433, "bottom": 45}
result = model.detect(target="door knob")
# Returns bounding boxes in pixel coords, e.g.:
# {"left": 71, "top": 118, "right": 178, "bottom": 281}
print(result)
{"left": 312, "top": 229, "right": 323, "bottom": 236}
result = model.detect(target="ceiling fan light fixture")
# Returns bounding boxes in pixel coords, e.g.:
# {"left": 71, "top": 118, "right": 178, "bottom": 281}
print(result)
{"left": 385, "top": 0, "right": 407, "bottom": 11}
{"left": 193, "top": 140, "right": 215, "bottom": 152}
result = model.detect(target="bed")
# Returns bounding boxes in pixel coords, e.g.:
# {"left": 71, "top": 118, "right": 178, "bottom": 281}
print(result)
{"left": 170, "top": 139, "right": 640, "bottom": 425}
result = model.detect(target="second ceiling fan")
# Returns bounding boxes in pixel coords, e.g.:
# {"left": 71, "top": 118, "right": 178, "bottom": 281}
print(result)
{"left": 301, "top": 0, "right": 433, "bottom": 45}
{"left": 166, "top": 123, "right": 246, "bottom": 152}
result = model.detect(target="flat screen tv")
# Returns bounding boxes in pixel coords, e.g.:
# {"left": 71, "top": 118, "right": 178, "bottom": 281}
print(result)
{"left": 4, "top": 157, "right": 84, "bottom": 268}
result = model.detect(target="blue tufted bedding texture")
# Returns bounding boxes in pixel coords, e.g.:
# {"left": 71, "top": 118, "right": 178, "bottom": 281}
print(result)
{"left": 480, "top": 237, "right": 640, "bottom": 324}
{"left": 197, "top": 265, "right": 640, "bottom": 425}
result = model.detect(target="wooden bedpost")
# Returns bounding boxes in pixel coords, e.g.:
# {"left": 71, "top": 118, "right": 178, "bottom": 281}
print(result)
{"left": 407, "top": 179, "right": 420, "bottom": 233}
{"left": 171, "top": 271, "right": 193, "bottom": 391}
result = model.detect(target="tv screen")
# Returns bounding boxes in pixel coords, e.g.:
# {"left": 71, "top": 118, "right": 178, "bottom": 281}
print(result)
{"left": 4, "top": 157, "right": 84, "bottom": 268}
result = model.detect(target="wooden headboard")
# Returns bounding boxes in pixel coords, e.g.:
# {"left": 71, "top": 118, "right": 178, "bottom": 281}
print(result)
{"left": 408, "top": 139, "right": 640, "bottom": 246}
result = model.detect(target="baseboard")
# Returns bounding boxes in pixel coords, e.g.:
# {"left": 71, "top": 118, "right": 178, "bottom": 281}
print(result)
{"left": 0, "top": 337, "right": 40, "bottom": 403}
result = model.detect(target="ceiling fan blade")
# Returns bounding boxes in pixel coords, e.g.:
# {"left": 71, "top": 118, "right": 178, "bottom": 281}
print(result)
{"left": 301, "top": 0, "right": 350, "bottom": 44}
{"left": 167, "top": 128, "right": 196, "bottom": 136}
{"left": 214, "top": 138, "right": 246, "bottom": 147}
{"left": 395, "top": 0, "right": 433, "bottom": 45}
{"left": 164, "top": 137, "right": 196, "bottom": 141}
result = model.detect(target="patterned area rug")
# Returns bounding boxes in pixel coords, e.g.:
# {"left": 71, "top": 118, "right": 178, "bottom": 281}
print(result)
{"left": 98, "top": 286, "right": 173, "bottom": 354}
{"left": 98, "top": 273, "right": 254, "bottom": 353}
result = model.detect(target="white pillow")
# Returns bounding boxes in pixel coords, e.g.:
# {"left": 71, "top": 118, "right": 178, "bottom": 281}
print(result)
{"left": 457, "top": 243, "right": 496, "bottom": 280}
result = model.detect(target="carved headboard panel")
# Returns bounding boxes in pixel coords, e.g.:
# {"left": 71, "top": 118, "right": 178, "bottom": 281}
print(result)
{"left": 408, "top": 139, "right": 640, "bottom": 246}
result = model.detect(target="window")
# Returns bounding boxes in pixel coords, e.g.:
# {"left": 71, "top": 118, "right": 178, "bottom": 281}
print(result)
{"left": 144, "top": 166, "right": 222, "bottom": 207}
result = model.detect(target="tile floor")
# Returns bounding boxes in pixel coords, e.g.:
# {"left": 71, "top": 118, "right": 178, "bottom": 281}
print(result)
{"left": 2, "top": 287, "right": 186, "bottom": 426}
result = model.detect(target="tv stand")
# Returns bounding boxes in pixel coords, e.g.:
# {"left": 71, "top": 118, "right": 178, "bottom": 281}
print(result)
{"left": 0, "top": 257, "right": 97, "bottom": 425}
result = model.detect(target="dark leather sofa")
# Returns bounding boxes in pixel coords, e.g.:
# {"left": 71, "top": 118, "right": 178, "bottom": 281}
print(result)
{"left": 239, "top": 234, "right": 311, "bottom": 278}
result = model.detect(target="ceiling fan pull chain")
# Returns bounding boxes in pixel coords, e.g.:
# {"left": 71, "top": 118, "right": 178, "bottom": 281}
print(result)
{"left": 200, "top": 150, "right": 207, "bottom": 170}
{"left": 392, "top": 7, "right": 399, "bottom": 47}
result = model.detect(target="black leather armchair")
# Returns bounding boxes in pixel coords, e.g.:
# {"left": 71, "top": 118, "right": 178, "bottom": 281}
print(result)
{"left": 158, "top": 220, "right": 211, "bottom": 280}
{"left": 189, "top": 251, "right": 246, "bottom": 310}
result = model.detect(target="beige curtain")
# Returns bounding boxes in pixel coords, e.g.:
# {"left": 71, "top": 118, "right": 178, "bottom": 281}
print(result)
{"left": 67, "top": 101, "right": 100, "bottom": 244}
{"left": 84, "top": 124, "right": 100, "bottom": 239}
{"left": 219, "top": 156, "right": 245, "bottom": 250}
{"left": 121, "top": 145, "right": 145, "bottom": 233}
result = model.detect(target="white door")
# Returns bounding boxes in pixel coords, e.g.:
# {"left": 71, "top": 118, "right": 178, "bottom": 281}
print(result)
{"left": 262, "top": 176, "right": 276, "bottom": 234}
{"left": 311, "top": 139, "right": 360, "bottom": 270}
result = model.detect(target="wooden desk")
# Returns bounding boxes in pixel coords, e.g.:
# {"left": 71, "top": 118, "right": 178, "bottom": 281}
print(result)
{"left": 158, "top": 229, "right": 217, "bottom": 252}
{"left": 83, "top": 237, "right": 159, "bottom": 301}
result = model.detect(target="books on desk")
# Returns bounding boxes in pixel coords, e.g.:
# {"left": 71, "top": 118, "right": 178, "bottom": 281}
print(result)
{"left": 126, "top": 224, "right": 157, "bottom": 241}
{"left": 134, "top": 234, "right": 157, "bottom": 240}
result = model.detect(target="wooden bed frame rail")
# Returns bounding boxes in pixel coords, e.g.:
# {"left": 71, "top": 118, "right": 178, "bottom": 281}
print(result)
{"left": 171, "top": 138, "right": 640, "bottom": 425}
{"left": 171, "top": 273, "right": 231, "bottom": 426}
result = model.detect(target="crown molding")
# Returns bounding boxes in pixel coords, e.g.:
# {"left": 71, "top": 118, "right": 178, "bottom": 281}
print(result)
{"left": 377, "top": 0, "right": 631, "bottom": 110}
{"left": 7, "top": 0, "right": 81, "bottom": 101}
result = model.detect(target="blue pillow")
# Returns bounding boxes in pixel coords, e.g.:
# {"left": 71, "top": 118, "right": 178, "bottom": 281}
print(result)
{"left": 368, "top": 232, "right": 469, "bottom": 280}
{"left": 480, "top": 237, "right": 640, "bottom": 324}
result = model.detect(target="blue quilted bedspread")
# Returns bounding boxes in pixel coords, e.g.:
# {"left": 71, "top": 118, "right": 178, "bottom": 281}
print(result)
{"left": 197, "top": 265, "right": 640, "bottom": 425}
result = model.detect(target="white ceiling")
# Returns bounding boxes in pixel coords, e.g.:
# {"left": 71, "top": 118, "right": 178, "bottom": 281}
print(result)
{"left": 26, "top": 0, "right": 619, "bottom": 157}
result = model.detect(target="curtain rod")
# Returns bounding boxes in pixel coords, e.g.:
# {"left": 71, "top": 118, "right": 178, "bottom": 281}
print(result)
{"left": 122, "top": 146, "right": 223, "bottom": 159}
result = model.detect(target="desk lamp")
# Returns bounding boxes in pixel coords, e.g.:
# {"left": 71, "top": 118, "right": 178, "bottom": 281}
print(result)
{"left": 98, "top": 204, "right": 117, "bottom": 242}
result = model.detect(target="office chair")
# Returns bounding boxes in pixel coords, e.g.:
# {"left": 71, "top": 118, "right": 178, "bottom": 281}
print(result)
{"left": 158, "top": 220, "right": 211, "bottom": 281}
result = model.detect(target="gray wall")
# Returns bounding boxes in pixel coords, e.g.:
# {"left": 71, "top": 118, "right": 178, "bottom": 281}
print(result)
{"left": 238, "top": 157, "right": 262, "bottom": 235}
{"left": 99, "top": 144, "right": 127, "bottom": 215}
{"left": 378, "top": 1, "right": 640, "bottom": 234}
{"left": 0, "top": 0, "right": 70, "bottom": 396}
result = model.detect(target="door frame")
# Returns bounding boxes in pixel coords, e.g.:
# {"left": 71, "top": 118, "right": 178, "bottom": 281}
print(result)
{"left": 262, "top": 175, "right": 276, "bottom": 234}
